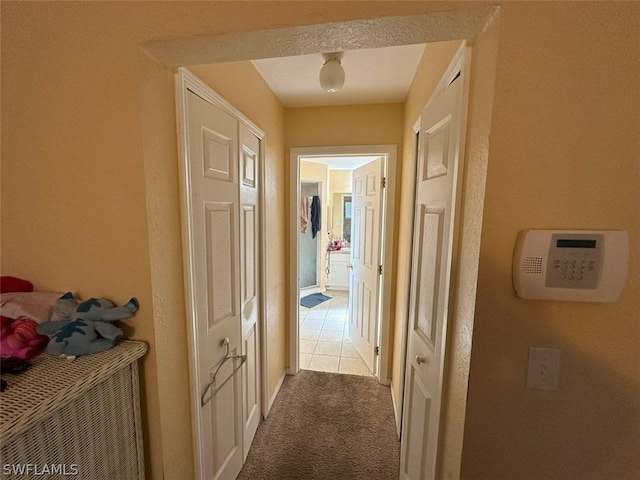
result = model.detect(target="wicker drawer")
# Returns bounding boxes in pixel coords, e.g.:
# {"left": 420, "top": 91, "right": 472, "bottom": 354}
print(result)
{"left": 1, "top": 341, "right": 147, "bottom": 480}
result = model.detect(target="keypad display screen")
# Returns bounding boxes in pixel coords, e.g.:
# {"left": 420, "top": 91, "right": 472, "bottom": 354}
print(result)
{"left": 546, "top": 234, "right": 603, "bottom": 289}
{"left": 556, "top": 239, "right": 597, "bottom": 249}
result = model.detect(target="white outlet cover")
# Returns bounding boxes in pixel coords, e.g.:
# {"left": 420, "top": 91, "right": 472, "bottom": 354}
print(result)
{"left": 527, "top": 347, "right": 561, "bottom": 390}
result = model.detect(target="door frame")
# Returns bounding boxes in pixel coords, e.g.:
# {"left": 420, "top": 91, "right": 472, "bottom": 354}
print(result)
{"left": 299, "top": 180, "right": 324, "bottom": 293}
{"left": 174, "top": 67, "right": 269, "bottom": 479}
{"left": 142, "top": 8, "right": 499, "bottom": 477}
{"left": 395, "top": 118, "right": 422, "bottom": 437}
{"left": 288, "top": 145, "right": 397, "bottom": 384}
{"left": 399, "top": 43, "right": 473, "bottom": 474}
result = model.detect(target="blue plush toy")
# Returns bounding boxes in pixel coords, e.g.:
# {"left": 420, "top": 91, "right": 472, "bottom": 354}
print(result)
{"left": 37, "top": 292, "right": 138, "bottom": 357}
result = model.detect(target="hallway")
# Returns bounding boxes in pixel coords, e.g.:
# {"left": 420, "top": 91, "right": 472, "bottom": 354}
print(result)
{"left": 299, "top": 290, "right": 372, "bottom": 376}
{"left": 237, "top": 369, "right": 400, "bottom": 479}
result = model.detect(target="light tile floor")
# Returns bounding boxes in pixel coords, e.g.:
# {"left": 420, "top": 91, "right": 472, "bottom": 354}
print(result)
{"left": 299, "top": 290, "right": 372, "bottom": 377}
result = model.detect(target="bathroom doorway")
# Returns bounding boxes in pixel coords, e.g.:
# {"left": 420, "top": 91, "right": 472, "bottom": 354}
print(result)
{"left": 290, "top": 145, "right": 398, "bottom": 384}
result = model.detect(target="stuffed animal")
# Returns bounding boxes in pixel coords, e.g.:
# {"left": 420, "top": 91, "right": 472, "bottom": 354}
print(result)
{"left": 0, "top": 276, "right": 34, "bottom": 293}
{"left": 0, "top": 316, "right": 49, "bottom": 360}
{"left": 37, "top": 293, "right": 138, "bottom": 357}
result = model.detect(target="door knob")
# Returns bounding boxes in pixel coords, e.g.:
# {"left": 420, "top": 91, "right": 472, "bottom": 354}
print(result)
{"left": 415, "top": 355, "right": 426, "bottom": 365}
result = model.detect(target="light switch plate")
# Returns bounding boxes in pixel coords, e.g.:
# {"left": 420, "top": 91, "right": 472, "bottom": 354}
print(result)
{"left": 527, "top": 347, "right": 561, "bottom": 390}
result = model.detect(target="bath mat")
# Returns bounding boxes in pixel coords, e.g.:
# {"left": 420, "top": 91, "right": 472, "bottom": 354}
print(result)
{"left": 300, "top": 293, "right": 331, "bottom": 309}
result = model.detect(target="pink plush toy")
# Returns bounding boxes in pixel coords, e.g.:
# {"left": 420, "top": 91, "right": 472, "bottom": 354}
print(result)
{"left": 0, "top": 276, "right": 34, "bottom": 293}
{"left": 0, "top": 276, "right": 50, "bottom": 361}
{"left": 0, "top": 316, "right": 49, "bottom": 361}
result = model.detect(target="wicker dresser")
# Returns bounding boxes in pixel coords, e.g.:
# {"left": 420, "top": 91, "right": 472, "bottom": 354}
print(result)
{"left": 1, "top": 341, "right": 147, "bottom": 479}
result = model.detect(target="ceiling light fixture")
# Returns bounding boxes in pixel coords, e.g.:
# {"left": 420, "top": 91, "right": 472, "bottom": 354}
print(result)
{"left": 319, "top": 52, "right": 345, "bottom": 93}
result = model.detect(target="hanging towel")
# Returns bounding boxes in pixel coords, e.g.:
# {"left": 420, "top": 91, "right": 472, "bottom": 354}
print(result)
{"left": 311, "top": 195, "right": 321, "bottom": 239}
{"left": 300, "top": 195, "right": 310, "bottom": 233}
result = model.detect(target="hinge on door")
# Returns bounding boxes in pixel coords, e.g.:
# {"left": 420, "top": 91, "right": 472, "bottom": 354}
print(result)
{"left": 380, "top": 177, "right": 386, "bottom": 188}
{"left": 375, "top": 346, "right": 380, "bottom": 356}
{"left": 378, "top": 265, "right": 383, "bottom": 275}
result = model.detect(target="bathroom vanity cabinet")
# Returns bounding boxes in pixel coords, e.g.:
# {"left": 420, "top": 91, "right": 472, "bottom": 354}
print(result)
{"left": 326, "top": 250, "right": 350, "bottom": 290}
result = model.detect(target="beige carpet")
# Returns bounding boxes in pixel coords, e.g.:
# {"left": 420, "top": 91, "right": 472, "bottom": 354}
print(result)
{"left": 238, "top": 370, "right": 400, "bottom": 480}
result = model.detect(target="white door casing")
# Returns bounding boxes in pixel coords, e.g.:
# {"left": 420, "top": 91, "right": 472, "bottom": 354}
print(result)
{"left": 288, "top": 146, "right": 396, "bottom": 385}
{"left": 144, "top": 12, "right": 497, "bottom": 477}
{"left": 177, "top": 69, "right": 265, "bottom": 480}
{"left": 400, "top": 52, "right": 467, "bottom": 479}
{"left": 348, "top": 157, "right": 384, "bottom": 374}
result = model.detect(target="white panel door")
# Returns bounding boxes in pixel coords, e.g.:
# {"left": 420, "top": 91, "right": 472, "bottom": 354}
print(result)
{"left": 239, "top": 122, "right": 261, "bottom": 460}
{"left": 400, "top": 69, "right": 464, "bottom": 479}
{"left": 186, "top": 90, "right": 244, "bottom": 480}
{"left": 348, "top": 157, "right": 383, "bottom": 374}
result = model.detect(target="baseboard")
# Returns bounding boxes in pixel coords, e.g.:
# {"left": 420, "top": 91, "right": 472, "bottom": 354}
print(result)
{"left": 389, "top": 380, "right": 401, "bottom": 438}
{"left": 267, "top": 371, "right": 287, "bottom": 414}
{"left": 300, "top": 286, "right": 322, "bottom": 297}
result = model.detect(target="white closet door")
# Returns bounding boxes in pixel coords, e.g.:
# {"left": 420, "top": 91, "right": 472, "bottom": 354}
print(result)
{"left": 400, "top": 70, "right": 464, "bottom": 479}
{"left": 186, "top": 89, "right": 244, "bottom": 480}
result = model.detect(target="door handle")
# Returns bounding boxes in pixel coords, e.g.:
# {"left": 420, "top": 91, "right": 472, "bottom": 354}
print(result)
{"left": 347, "top": 264, "right": 353, "bottom": 269}
{"left": 415, "top": 355, "right": 426, "bottom": 365}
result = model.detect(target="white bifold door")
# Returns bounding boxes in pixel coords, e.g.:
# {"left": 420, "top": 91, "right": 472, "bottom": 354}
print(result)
{"left": 180, "top": 73, "right": 262, "bottom": 480}
{"left": 400, "top": 63, "right": 465, "bottom": 479}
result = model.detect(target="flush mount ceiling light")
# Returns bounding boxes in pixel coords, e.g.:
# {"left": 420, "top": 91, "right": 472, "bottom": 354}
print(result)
{"left": 319, "top": 52, "right": 345, "bottom": 93}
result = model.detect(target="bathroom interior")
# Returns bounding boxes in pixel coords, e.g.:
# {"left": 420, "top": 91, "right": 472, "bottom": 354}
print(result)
{"left": 298, "top": 157, "right": 376, "bottom": 376}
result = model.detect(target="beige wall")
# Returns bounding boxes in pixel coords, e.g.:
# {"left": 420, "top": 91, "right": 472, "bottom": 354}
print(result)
{"left": 329, "top": 170, "right": 352, "bottom": 194}
{"left": 2, "top": 2, "right": 638, "bottom": 480}
{"left": 1, "top": 4, "right": 166, "bottom": 477}
{"left": 460, "top": 3, "right": 640, "bottom": 479}
{"left": 286, "top": 104, "right": 404, "bottom": 149}
{"left": 300, "top": 160, "right": 329, "bottom": 182}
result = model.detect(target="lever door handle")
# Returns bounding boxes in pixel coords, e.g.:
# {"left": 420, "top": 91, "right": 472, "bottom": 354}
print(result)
{"left": 347, "top": 264, "right": 353, "bottom": 270}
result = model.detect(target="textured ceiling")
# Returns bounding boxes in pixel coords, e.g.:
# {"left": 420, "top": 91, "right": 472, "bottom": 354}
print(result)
{"left": 251, "top": 44, "right": 426, "bottom": 108}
